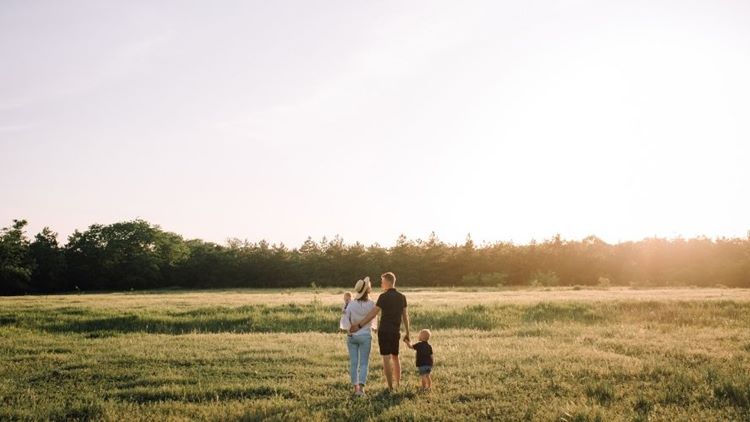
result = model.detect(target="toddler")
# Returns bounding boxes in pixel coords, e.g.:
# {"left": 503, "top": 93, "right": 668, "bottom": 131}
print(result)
{"left": 405, "top": 329, "right": 433, "bottom": 391}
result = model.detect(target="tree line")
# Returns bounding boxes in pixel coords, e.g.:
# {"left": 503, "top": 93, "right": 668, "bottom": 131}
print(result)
{"left": 1, "top": 218, "right": 748, "bottom": 295}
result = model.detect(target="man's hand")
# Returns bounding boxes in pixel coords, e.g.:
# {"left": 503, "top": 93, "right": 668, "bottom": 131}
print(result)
{"left": 403, "top": 334, "right": 410, "bottom": 343}
{"left": 350, "top": 307, "right": 380, "bottom": 334}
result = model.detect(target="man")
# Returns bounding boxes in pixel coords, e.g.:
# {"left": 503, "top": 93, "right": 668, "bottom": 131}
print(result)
{"left": 350, "top": 272, "right": 410, "bottom": 390}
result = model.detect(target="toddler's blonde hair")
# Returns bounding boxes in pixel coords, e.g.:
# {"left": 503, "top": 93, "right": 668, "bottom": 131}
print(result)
{"left": 419, "top": 329, "right": 431, "bottom": 341}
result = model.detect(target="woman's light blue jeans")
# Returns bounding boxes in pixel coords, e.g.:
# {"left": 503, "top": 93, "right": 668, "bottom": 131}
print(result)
{"left": 346, "top": 334, "right": 371, "bottom": 386}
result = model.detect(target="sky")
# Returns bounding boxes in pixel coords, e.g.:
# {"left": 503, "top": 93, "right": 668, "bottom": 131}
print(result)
{"left": 1, "top": 0, "right": 749, "bottom": 247}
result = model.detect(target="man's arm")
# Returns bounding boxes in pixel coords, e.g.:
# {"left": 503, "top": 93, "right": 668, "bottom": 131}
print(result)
{"left": 402, "top": 307, "right": 411, "bottom": 342}
{"left": 349, "top": 306, "right": 380, "bottom": 333}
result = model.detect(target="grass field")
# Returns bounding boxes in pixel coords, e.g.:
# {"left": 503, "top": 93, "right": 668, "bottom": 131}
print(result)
{"left": 1, "top": 287, "right": 749, "bottom": 421}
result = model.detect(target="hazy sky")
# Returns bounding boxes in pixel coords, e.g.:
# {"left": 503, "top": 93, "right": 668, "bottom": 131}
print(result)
{"left": 2, "top": 0, "right": 749, "bottom": 247}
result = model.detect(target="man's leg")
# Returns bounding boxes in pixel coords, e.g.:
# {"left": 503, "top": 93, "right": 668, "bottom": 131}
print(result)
{"left": 391, "top": 354, "right": 401, "bottom": 388}
{"left": 382, "top": 355, "right": 394, "bottom": 389}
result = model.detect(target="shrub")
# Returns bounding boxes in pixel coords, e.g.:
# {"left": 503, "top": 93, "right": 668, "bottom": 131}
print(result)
{"left": 585, "top": 382, "right": 615, "bottom": 405}
{"left": 714, "top": 380, "right": 750, "bottom": 409}
{"left": 528, "top": 270, "right": 559, "bottom": 287}
{"left": 461, "top": 272, "right": 508, "bottom": 286}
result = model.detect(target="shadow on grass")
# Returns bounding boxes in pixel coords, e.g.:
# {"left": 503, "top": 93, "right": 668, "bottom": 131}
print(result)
{"left": 326, "top": 388, "right": 418, "bottom": 421}
{"left": 7, "top": 303, "right": 521, "bottom": 335}
{"left": 6, "top": 300, "right": 748, "bottom": 336}
{"left": 115, "top": 386, "right": 296, "bottom": 403}
{"left": 222, "top": 387, "right": 417, "bottom": 421}
{"left": 14, "top": 304, "right": 340, "bottom": 335}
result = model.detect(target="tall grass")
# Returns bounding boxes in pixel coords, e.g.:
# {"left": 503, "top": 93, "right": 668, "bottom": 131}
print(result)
{"left": 2, "top": 300, "right": 747, "bottom": 336}
{"left": 0, "top": 289, "right": 749, "bottom": 420}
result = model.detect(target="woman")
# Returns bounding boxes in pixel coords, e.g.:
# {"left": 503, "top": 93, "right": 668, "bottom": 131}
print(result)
{"left": 342, "top": 276, "right": 377, "bottom": 396}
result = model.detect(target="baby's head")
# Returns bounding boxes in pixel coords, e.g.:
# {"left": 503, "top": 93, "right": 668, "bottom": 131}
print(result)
{"left": 418, "top": 329, "right": 431, "bottom": 342}
{"left": 343, "top": 292, "right": 352, "bottom": 303}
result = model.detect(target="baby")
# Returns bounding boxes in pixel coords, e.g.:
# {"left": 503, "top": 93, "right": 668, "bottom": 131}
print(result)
{"left": 405, "top": 329, "right": 433, "bottom": 391}
{"left": 339, "top": 292, "right": 352, "bottom": 331}
{"left": 342, "top": 292, "right": 352, "bottom": 312}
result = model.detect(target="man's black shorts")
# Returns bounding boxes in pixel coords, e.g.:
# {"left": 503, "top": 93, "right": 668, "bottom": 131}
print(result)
{"left": 378, "top": 330, "right": 400, "bottom": 356}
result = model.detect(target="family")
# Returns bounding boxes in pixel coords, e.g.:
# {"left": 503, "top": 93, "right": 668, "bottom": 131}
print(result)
{"left": 339, "top": 272, "right": 434, "bottom": 396}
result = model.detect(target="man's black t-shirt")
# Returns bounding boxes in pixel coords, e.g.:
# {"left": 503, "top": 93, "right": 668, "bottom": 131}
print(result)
{"left": 375, "top": 288, "right": 407, "bottom": 333}
{"left": 413, "top": 341, "right": 433, "bottom": 367}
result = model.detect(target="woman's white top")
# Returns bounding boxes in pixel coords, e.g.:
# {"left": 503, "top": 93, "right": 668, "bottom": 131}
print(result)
{"left": 340, "top": 299, "right": 377, "bottom": 336}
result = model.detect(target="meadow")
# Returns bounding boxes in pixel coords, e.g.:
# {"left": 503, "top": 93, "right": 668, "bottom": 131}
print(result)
{"left": 1, "top": 287, "right": 749, "bottom": 421}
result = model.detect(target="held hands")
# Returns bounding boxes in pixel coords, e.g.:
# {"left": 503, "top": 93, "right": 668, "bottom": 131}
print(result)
{"left": 349, "top": 323, "right": 360, "bottom": 333}
{"left": 402, "top": 337, "right": 412, "bottom": 349}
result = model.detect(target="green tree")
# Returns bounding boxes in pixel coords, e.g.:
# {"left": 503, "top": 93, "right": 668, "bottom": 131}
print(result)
{"left": 0, "top": 219, "right": 35, "bottom": 294}
{"left": 65, "top": 219, "right": 188, "bottom": 291}
{"left": 29, "top": 227, "right": 67, "bottom": 292}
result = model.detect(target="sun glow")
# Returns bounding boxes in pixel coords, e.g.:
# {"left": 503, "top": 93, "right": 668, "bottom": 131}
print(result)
{"left": 1, "top": 1, "right": 748, "bottom": 246}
